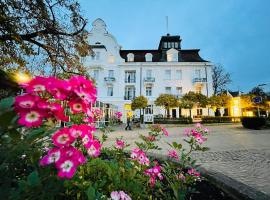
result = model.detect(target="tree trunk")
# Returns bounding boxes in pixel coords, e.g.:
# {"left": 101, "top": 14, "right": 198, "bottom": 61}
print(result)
{"left": 189, "top": 109, "right": 192, "bottom": 117}
{"left": 167, "top": 108, "right": 170, "bottom": 118}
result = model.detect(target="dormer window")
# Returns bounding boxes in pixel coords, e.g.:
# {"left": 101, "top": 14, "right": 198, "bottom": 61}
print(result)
{"left": 145, "top": 53, "right": 153, "bottom": 62}
{"left": 127, "top": 53, "right": 134, "bottom": 62}
{"left": 167, "top": 48, "right": 178, "bottom": 62}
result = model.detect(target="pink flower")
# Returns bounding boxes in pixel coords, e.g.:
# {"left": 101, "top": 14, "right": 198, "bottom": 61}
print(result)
{"left": 15, "top": 94, "right": 38, "bottom": 109}
{"left": 184, "top": 128, "right": 191, "bottom": 136}
{"left": 188, "top": 168, "right": 200, "bottom": 177}
{"left": 56, "top": 158, "right": 77, "bottom": 179}
{"left": 111, "top": 191, "right": 132, "bottom": 200}
{"left": 24, "top": 76, "right": 48, "bottom": 93}
{"left": 115, "top": 111, "right": 122, "bottom": 119}
{"left": 193, "top": 132, "right": 207, "bottom": 144}
{"left": 115, "top": 139, "right": 125, "bottom": 149}
{"left": 86, "top": 139, "right": 101, "bottom": 157}
{"left": 144, "top": 165, "right": 163, "bottom": 187}
{"left": 52, "top": 128, "right": 75, "bottom": 147}
{"left": 46, "top": 77, "right": 69, "bottom": 100}
{"left": 168, "top": 150, "right": 179, "bottom": 160}
{"left": 18, "top": 110, "right": 44, "bottom": 127}
{"left": 131, "top": 148, "right": 150, "bottom": 166}
{"left": 40, "top": 147, "right": 62, "bottom": 166}
{"left": 195, "top": 123, "right": 202, "bottom": 128}
{"left": 161, "top": 127, "right": 169, "bottom": 136}
{"left": 68, "top": 100, "right": 87, "bottom": 114}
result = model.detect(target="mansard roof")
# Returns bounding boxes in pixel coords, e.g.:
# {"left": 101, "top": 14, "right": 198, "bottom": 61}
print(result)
{"left": 120, "top": 49, "right": 207, "bottom": 62}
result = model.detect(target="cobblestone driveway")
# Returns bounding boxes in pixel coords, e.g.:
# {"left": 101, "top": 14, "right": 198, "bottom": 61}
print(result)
{"left": 100, "top": 124, "right": 270, "bottom": 196}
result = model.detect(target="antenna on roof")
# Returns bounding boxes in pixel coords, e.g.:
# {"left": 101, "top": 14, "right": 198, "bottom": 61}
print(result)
{"left": 166, "top": 16, "right": 169, "bottom": 35}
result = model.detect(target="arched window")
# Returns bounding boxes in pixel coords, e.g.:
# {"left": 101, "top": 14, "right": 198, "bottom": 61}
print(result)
{"left": 127, "top": 53, "right": 134, "bottom": 62}
{"left": 145, "top": 53, "right": 153, "bottom": 62}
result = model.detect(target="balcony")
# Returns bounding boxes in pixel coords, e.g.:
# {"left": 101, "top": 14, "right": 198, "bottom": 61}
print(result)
{"left": 125, "top": 78, "right": 136, "bottom": 83}
{"left": 124, "top": 95, "right": 135, "bottom": 100}
{"left": 144, "top": 77, "right": 155, "bottom": 83}
{"left": 193, "top": 78, "right": 207, "bottom": 84}
{"left": 104, "top": 77, "right": 115, "bottom": 84}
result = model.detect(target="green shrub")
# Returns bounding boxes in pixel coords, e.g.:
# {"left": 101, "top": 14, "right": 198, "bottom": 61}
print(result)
{"left": 154, "top": 117, "right": 192, "bottom": 124}
{"left": 201, "top": 116, "right": 240, "bottom": 123}
{"left": 241, "top": 117, "right": 266, "bottom": 129}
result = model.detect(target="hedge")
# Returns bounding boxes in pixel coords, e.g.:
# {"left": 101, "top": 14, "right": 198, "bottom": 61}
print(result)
{"left": 154, "top": 117, "right": 192, "bottom": 124}
{"left": 201, "top": 116, "right": 240, "bottom": 123}
{"left": 241, "top": 117, "right": 266, "bottom": 129}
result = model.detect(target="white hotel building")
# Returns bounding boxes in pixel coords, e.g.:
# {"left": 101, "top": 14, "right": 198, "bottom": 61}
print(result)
{"left": 84, "top": 18, "right": 214, "bottom": 122}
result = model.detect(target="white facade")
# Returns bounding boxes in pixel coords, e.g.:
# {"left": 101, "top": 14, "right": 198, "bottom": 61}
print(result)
{"left": 84, "top": 19, "right": 214, "bottom": 122}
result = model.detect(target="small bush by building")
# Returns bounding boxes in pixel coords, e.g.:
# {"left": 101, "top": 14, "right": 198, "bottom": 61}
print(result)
{"left": 154, "top": 117, "right": 192, "bottom": 124}
{"left": 241, "top": 117, "right": 267, "bottom": 129}
{"left": 201, "top": 116, "right": 240, "bottom": 123}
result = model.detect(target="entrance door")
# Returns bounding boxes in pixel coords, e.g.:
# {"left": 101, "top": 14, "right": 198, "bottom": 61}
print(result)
{"left": 172, "top": 109, "right": 177, "bottom": 118}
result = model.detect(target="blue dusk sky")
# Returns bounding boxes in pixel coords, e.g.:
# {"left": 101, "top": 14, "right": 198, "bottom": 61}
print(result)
{"left": 79, "top": 0, "right": 270, "bottom": 93}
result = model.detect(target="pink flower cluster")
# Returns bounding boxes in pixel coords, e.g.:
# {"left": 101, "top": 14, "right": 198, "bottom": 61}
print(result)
{"left": 115, "top": 139, "right": 125, "bottom": 149}
{"left": 40, "top": 124, "right": 101, "bottom": 178}
{"left": 110, "top": 191, "right": 132, "bottom": 200}
{"left": 15, "top": 76, "right": 96, "bottom": 127}
{"left": 130, "top": 148, "right": 150, "bottom": 166}
{"left": 115, "top": 111, "right": 122, "bottom": 119}
{"left": 168, "top": 150, "right": 179, "bottom": 160}
{"left": 187, "top": 168, "right": 200, "bottom": 177}
{"left": 161, "top": 127, "right": 169, "bottom": 136}
{"left": 184, "top": 123, "right": 208, "bottom": 144}
{"left": 144, "top": 165, "right": 163, "bottom": 187}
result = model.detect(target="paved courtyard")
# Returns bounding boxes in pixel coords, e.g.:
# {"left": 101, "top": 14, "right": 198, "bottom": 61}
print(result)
{"left": 99, "top": 124, "right": 270, "bottom": 196}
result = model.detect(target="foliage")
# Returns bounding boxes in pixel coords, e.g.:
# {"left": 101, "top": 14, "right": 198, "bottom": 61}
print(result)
{"left": 0, "top": 0, "right": 91, "bottom": 75}
{"left": 241, "top": 117, "right": 266, "bottom": 129}
{"left": 208, "top": 94, "right": 230, "bottom": 108}
{"left": 201, "top": 116, "right": 240, "bottom": 123}
{"left": 131, "top": 96, "right": 148, "bottom": 111}
{"left": 212, "top": 64, "right": 232, "bottom": 95}
{"left": 154, "top": 117, "right": 192, "bottom": 124}
{"left": 155, "top": 94, "right": 179, "bottom": 117}
{"left": 0, "top": 75, "right": 211, "bottom": 200}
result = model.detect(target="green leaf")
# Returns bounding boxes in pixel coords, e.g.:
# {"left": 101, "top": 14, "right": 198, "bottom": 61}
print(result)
{"left": 0, "top": 97, "right": 14, "bottom": 114}
{"left": 27, "top": 171, "right": 40, "bottom": 187}
{"left": 8, "top": 129, "right": 21, "bottom": 140}
{"left": 0, "top": 110, "right": 17, "bottom": 129}
{"left": 86, "top": 186, "right": 96, "bottom": 200}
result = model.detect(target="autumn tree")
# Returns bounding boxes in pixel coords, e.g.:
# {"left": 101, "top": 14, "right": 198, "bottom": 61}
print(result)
{"left": 0, "top": 0, "right": 91, "bottom": 75}
{"left": 131, "top": 96, "right": 148, "bottom": 123}
{"left": 155, "top": 94, "right": 179, "bottom": 118}
{"left": 212, "top": 64, "right": 232, "bottom": 95}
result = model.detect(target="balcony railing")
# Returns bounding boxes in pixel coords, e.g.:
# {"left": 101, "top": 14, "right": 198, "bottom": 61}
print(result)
{"left": 124, "top": 95, "right": 135, "bottom": 100}
{"left": 193, "top": 78, "right": 207, "bottom": 83}
{"left": 144, "top": 77, "right": 155, "bottom": 82}
{"left": 125, "top": 79, "right": 136, "bottom": 83}
{"left": 104, "top": 77, "right": 116, "bottom": 82}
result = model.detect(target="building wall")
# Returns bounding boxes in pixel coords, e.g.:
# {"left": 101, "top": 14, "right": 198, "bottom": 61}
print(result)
{"left": 85, "top": 19, "right": 214, "bottom": 122}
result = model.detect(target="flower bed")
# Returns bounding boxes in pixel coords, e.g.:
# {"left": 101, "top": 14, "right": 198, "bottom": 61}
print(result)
{"left": 0, "top": 75, "right": 232, "bottom": 200}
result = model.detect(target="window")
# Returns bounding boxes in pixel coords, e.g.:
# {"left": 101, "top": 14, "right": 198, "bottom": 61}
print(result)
{"left": 146, "top": 69, "right": 152, "bottom": 78}
{"left": 165, "top": 70, "right": 171, "bottom": 80}
{"left": 146, "top": 86, "right": 152, "bottom": 96}
{"left": 165, "top": 87, "right": 171, "bottom": 94}
{"left": 125, "top": 71, "right": 136, "bottom": 83}
{"left": 93, "top": 70, "right": 99, "bottom": 80}
{"left": 107, "top": 86, "right": 113, "bottom": 96}
{"left": 127, "top": 53, "right": 134, "bottom": 62}
{"left": 145, "top": 105, "right": 153, "bottom": 114}
{"left": 168, "top": 42, "right": 171, "bottom": 48}
{"left": 108, "top": 70, "right": 114, "bottom": 78}
{"left": 167, "top": 49, "right": 178, "bottom": 62}
{"left": 195, "top": 69, "right": 201, "bottom": 78}
{"left": 163, "top": 42, "right": 168, "bottom": 48}
{"left": 176, "top": 87, "right": 182, "bottom": 95}
{"left": 145, "top": 53, "right": 153, "bottom": 62}
{"left": 171, "top": 42, "right": 174, "bottom": 48}
{"left": 174, "top": 42, "right": 179, "bottom": 49}
{"left": 125, "top": 86, "right": 135, "bottom": 100}
{"left": 176, "top": 70, "right": 182, "bottom": 80}
{"left": 197, "top": 109, "right": 203, "bottom": 116}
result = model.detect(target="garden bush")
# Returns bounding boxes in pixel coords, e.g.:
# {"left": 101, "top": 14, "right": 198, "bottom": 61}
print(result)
{"left": 241, "top": 117, "right": 267, "bottom": 129}
{"left": 0, "top": 75, "right": 210, "bottom": 200}
{"left": 201, "top": 116, "right": 240, "bottom": 123}
{"left": 154, "top": 117, "right": 192, "bottom": 124}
